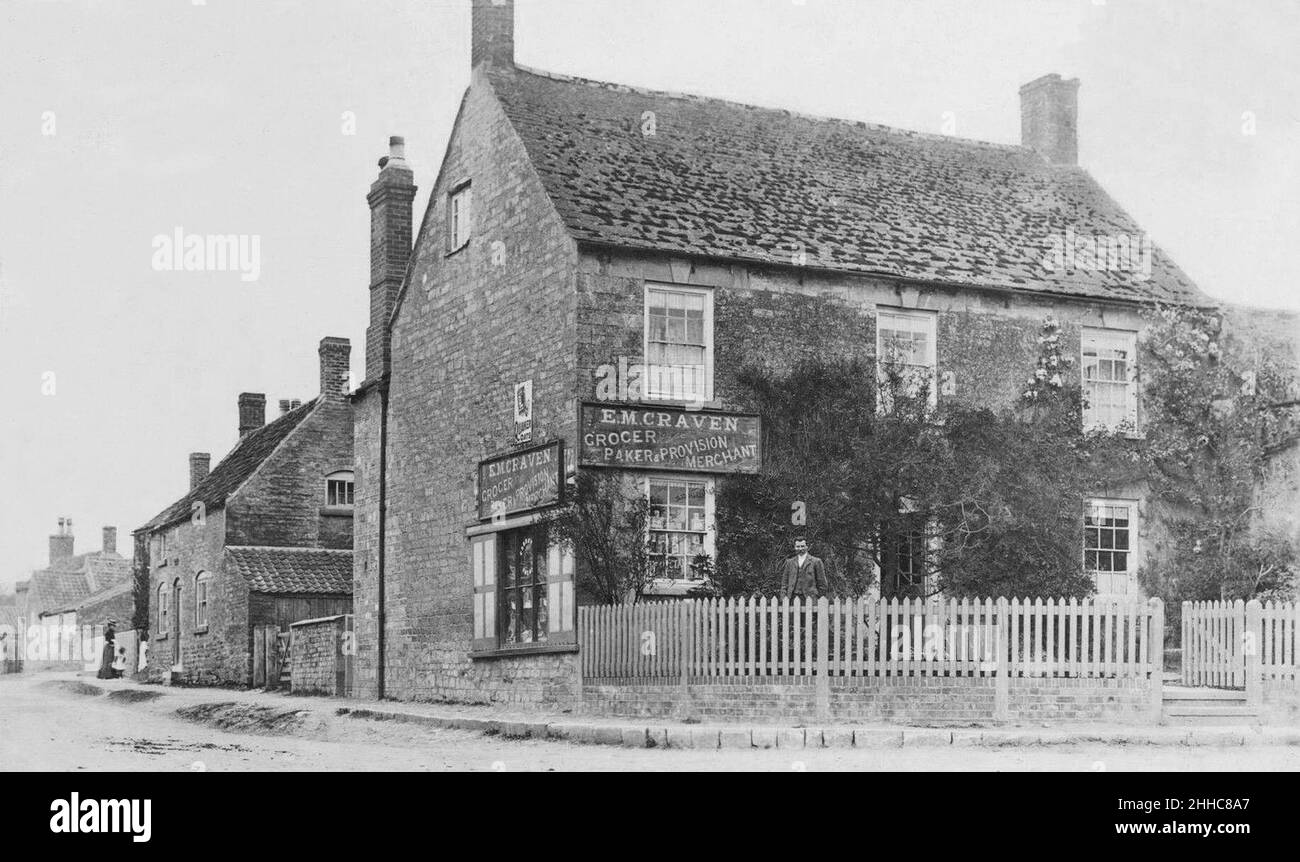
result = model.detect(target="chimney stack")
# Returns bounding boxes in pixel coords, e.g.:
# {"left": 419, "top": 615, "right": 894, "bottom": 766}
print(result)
{"left": 366, "top": 137, "right": 417, "bottom": 382}
{"left": 238, "top": 393, "right": 266, "bottom": 438}
{"left": 471, "top": 0, "right": 515, "bottom": 69}
{"left": 102, "top": 526, "right": 117, "bottom": 555}
{"left": 49, "top": 518, "right": 75, "bottom": 565}
{"left": 279, "top": 399, "right": 291, "bottom": 415}
{"left": 1020, "top": 74, "right": 1080, "bottom": 167}
{"left": 319, "top": 337, "right": 352, "bottom": 401}
{"left": 189, "top": 452, "right": 211, "bottom": 490}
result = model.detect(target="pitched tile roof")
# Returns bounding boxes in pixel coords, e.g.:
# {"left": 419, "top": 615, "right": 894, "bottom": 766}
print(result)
{"left": 24, "top": 549, "right": 132, "bottom": 618}
{"left": 488, "top": 66, "right": 1206, "bottom": 304}
{"left": 30, "top": 568, "right": 97, "bottom": 617}
{"left": 76, "top": 580, "right": 134, "bottom": 615}
{"left": 140, "top": 399, "right": 318, "bottom": 532}
{"left": 225, "top": 547, "right": 354, "bottom": 595}
{"left": 85, "top": 555, "right": 132, "bottom": 593}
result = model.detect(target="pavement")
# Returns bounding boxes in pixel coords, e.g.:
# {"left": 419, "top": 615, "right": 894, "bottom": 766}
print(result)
{"left": 29, "top": 671, "right": 1300, "bottom": 752}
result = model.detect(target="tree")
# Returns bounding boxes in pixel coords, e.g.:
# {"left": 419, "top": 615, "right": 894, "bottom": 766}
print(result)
{"left": 1137, "top": 303, "right": 1299, "bottom": 604}
{"left": 716, "top": 319, "right": 1120, "bottom": 599}
{"left": 544, "top": 471, "right": 654, "bottom": 605}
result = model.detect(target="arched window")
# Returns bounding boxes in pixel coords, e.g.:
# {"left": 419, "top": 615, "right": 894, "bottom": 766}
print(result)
{"left": 326, "top": 470, "right": 355, "bottom": 508}
{"left": 194, "top": 572, "right": 213, "bottom": 631}
{"left": 157, "top": 583, "right": 169, "bottom": 632}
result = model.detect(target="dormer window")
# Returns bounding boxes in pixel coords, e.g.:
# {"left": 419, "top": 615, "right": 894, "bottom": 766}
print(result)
{"left": 326, "top": 471, "right": 355, "bottom": 508}
{"left": 448, "top": 182, "right": 472, "bottom": 253}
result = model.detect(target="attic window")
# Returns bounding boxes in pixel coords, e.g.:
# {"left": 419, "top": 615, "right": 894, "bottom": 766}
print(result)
{"left": 326, "top": 471, "right": 355, "bottom": 508}
{"left": 448, "top": 182, "right": 472, "bottom": 253}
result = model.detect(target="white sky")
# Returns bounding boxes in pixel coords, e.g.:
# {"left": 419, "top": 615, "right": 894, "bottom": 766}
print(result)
{"left": 1, "top": 0, "right": 1298, "bottom": 590}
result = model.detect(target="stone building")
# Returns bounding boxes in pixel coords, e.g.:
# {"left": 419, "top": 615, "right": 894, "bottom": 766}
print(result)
{"left": 136, "top": 338, "right": 355, "bottom": 686}
{"left": 352, "top": 0, "right": 1291, "bottom": 706}
{"left": 21, "top": 521, "right": 131, "bottom": 628}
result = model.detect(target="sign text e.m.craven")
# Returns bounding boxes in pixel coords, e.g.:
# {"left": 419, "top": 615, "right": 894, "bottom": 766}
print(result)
{"left": 579, "top": 404, "right": 761, "bottom": 474}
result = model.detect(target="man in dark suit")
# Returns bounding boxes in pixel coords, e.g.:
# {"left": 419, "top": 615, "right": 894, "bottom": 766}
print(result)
{"left": 781, "top": 537, "right": 827, "bottom": 599}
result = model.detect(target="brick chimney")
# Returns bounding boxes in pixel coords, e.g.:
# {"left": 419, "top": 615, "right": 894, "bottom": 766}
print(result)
{"left": 189, "top": 453, "right": 211, "bottom": 490}
{"left": 49, "top": 518, "right": 74, "bottom": 565}
{"left": 319, "top": 337, "right": 352, "bottom": 401}
{"left": 472, "top": 0, "right": 514, "bottom": 69}
{"left": 102, "top": 526, "right": 117, "bottom": 555}
{"left": 238, "top": 393, "right": 266, "bottom": 437}
{"left": 1020, "top": 74, "right": 1080, "bottom": 166}
{"left": 366, "top": 137, "right": 417, "bottom": 382}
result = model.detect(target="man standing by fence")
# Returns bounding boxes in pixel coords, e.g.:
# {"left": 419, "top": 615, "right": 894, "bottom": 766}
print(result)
{"left": 781, "top": 537, "right": 827, "bottom": 599}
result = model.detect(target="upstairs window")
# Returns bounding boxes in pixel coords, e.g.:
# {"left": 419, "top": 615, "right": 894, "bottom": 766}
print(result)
{"left": 326, "top": 471, "right": 355, "bottom": 508}
{"left": 877, "top": 308, "right": 938, "bottom": 413}
{"left": 448, "top": 183, "right": 472, "bottom": 253}
{"left": 644, "top": 284, "right": 713, "bottom": 403}
{"left": 1082, "top": 328, "right": 1138, "bottom": 432}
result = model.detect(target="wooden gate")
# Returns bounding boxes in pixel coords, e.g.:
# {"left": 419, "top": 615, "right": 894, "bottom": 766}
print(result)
{"left": 276, "top": 632, "right": 292, "bottom": 687}
{"left": 1182, "top": 600, "right": 1299, "bottom": 689}
{"left": 252, "top": 624, "right": 291, "bottom": 689}
{"left": 1182, "top": 601, "right": 1245, "bottom": 688}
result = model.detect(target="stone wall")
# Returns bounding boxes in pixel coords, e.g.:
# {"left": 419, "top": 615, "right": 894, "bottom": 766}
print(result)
{"left": 290, "top": 615, "right": 354, "bottom": 697}
{"left": 583, "top": 675, "right": 1154, "bottom": 725}
{"left": 225, "top": 398, "right": 355, "bottom": 550}
{"left": 357, "top": 65, "right": 582, "bottom": 707}
{"left": 145, "top": 509, "right": 251, "bottom": 686}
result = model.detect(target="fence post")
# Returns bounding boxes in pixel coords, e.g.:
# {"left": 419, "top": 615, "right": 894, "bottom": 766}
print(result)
{"left": 677, "top": 600, "right": 690, "bottom": 719}
{"left": 1180, "top": 601, "right": 1190, "bottom": 686}
{"left": 1245, "top": 599, "right": 1263, "bottom": 709}
{"left": 994, "top": 598, "right": 1009, "bottom": 722}
{"left": 1148, "top": 598, "right": 1164, "bottom": 723}
{"left": 815, "top": 597, "right": 829, "bottom": 721}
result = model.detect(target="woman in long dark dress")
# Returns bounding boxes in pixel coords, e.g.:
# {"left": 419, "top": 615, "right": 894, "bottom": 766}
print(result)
{"left": 97, "top": 621, "right": 117, "bottom": 679}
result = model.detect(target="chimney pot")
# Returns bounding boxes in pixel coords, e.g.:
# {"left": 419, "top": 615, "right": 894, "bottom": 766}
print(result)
{"left": 48, "top": 519, "right": 75, "bottom": 565}
{"left": 189, "top": 452, "right": 212, "bottom": 490}
{"left": 1020, "top": 73, "right": 1080, "bottom": 166}
{"left": 102, "top": 526, "right": 117, "bottom": 555}
{"left": 238, "top": 393, "right": 266, "bottom": 438}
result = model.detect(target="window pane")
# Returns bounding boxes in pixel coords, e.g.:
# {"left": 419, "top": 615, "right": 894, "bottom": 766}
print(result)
{"left": 535, "top": 585, "right": 549, "bottom": 642}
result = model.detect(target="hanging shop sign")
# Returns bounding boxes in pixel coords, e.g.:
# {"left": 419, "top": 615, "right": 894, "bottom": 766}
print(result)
{"left": 578, "top": 403, "right": 762, "bottom": 475}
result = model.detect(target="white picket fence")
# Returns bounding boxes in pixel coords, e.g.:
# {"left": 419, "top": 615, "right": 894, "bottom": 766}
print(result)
{"left": 579, "top": 596, "right": 1164, "bottom": 682}
{"left": 1182, "top": 600, "right": 1298, "bottom": 688}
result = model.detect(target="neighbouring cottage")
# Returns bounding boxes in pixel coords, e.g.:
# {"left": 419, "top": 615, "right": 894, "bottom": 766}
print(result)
{"left": 21, "top": 521, "right": 132, "bottom": 670}
{"left": 136, "top": 338, "right": 355, "bottom": 686}
{"left": 352, "top": 0, "right": 1294, "bottom": 708}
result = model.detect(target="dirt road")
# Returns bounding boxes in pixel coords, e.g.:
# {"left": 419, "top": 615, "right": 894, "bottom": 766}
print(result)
{"left": 2, "top": 674, "right": 1298, "bottom": 771}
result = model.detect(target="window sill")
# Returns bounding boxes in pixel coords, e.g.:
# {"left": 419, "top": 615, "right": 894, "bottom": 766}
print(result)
{"left": 640, "top": 396, "right": 719, "bottom": 411}
{"left": 470, "top": 643, "right": 579, "bottom": 662}
{"left": 444, "top": 243, "right": 470, "bottom": 259}
{"left": 319, "top": 506, "right": 355, "bottom": 518}
{"left": 154, "top": 633, "right": 168, "bottom": 642}
{"left": 193, "top": 627, "right": 208, "bottom": 636}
